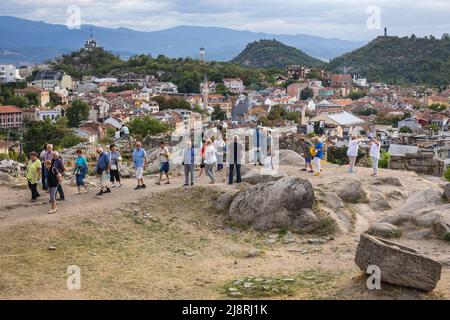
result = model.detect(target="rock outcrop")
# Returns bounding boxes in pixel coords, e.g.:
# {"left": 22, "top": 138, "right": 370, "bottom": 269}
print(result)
{"left": 241, "top": 170, "right": 285, "bottom": 185}
{"left": 355, "top": 233, "right": 442, "bottom": 292}
{"left": 276, "top": 150, "right": 305, "bottom": 166}
{"left": 228, "top": 177, "right": 317, "bottom": 231}
{"left": 335, "top": 179, "right": 367, "bottom": 203}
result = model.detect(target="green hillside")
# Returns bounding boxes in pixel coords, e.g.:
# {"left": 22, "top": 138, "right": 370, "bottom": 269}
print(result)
{"left": 231, "top": 39, "right": 324, "bottom": 68}
{"left": 328, "top": 35, "right": 450, "bottom": 86}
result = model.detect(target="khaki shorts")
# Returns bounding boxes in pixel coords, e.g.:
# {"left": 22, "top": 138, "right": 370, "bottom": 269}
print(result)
{"left": 135, "top": 167, "right": 144, "bottom": 180}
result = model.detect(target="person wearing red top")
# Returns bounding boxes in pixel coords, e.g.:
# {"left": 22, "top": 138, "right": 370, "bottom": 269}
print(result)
{"left": 198, "top": 140, "right": 206, "bottom": 178}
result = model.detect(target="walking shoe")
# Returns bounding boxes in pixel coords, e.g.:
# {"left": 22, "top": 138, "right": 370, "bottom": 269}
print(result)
{"left": 155, "top": 182, "right": 161, "bottom": 185}
{"left": 104, "top": 188, "right": 111, "bottom": 193}
{"left": 141, "top": 184, "right": 147, "bottom": 189}
{"left": 96, "top": 191, "right": 104, "bottom": 196}
{"left": 191, "top": 182, "right": 194, "bottom": 186}
{"left": 301, "top": 168, "right": 307, "bottom": 172}
{"left": 134, "top": 185, "right": 142, "bottom": 190}
{"left": 314, "top": 173, "right": 321, "bottom": 177}
{"left": 164, "top": 182, "right": 170, "bottom": 185}
{"left": 118, "top": 183, "right": 123, "bottom": 188}
{"left": 183, "top": 184, "right": 189, "bottom": 187}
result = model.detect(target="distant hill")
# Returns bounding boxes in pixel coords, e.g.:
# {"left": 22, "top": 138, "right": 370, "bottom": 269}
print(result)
{"left": 0, "top": 16, "right": 364, "bottom": 64}
{"left": 231, "top": 39, "right": 324, "bottom": 68}
{"left": 328, "top": 35, "right": 450, "bottom": 85}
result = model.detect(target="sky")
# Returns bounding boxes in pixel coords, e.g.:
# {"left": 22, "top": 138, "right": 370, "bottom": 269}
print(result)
{"left": 0, "top": 0, "right": 449, "bottom": 41}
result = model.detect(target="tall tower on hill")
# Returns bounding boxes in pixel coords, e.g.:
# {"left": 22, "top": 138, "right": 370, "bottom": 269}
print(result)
{"left": 85, "top": 27, "right": 98, "bottom": 52}
{"left": 384, "top": 27, "right": 388, "bottom": 37}
{"left": 200, "top": 46, "right": 206, "bottom": 63}
{"left": 200, "top": 47, "right": 208, "bottom": 110}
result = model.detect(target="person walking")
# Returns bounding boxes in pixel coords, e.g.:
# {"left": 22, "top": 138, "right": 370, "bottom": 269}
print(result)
{"left": 198, "top": 140, "right": 206, "bottom": 178}
{"left": 227, "top": 135, "right": 244, "bottom": 185}
{"left": 182, "top": 140, "right": 195, "bottom": 187}
{"left": 369, "top": 136, "right": 381, "bottom": 177}
{"left": 312, "top": 137, "right": 323, "bottom": 177}
{"left": 45, "top": 160, "right": 62, "bottom": 214}
{"left": 204, "top": 139, "right": 217, "bottom": 184}
{"left": 109, "top": 144, "right": 123, "bottom": 188}
{"left": 40, "top": 144, "right": 53, "bottom": 191}
{"left": 214, "top": 134, "right": 225, "bottom": 171}
{"left": 156, "top": 141, "right": 170, "bottom": 185}
{"left": 132, "top": 142, "right": 147, "bottom": 190}
{"left": 26, "top": 151, "right": 41, "bottom": 202}
{"left": 347, "top": 135, "right": 360, "bottom": 173}
{"left": 51, "top": 151, "right": 66, "bottom": 201}
{"left": 74, "top": 149, "right": 89, "bottom": 195}
{"left": 95, "top": 147, "right": 111, "bottom": 197}
{"left": 253, "top": 125, "right": 265, "bottom": 166}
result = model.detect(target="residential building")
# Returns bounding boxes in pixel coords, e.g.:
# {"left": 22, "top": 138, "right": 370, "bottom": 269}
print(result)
{"left": 0, "top": 105, "right": 23, "bottom": 129}
{"left": 223, "top": 78, "right": 245, "bottom": 94}
{"left": 22, "top": 106, "right": 64, "bottom": 122}
{"left": 398, "top": 118, "right": 421, "bottom": 131}
{"left": 286, "top": 83, "right": 308, "bottom": 99}
{"left": 32, "top": 70, "right": 73, "bottom": 91}
{"left": 199, "top": 81, "right": 217, "bottom": 94}
{"left": 14, "top": 86, "right": 50, "bottom": 107}
{"left": 286, "top": 65, "right": 310, "bottom": 79}
{"left": 0, "top": 65, "right": 22, "bottom": 83}
{"left": 331, "top": 74, "right": 353, "bottom": 89}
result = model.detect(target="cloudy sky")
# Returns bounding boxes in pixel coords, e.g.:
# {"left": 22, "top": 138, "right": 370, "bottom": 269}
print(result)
{"left": 1, "top": 0, "right": 449, "bottom": 40}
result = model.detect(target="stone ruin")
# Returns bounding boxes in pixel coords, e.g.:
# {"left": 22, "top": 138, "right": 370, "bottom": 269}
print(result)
{"left": 389, "top": 150, "right": 447, "bottom": 177}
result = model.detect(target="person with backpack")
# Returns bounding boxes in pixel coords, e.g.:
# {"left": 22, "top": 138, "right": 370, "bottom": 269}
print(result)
{"left": 51, "top": 151, "right": 65, "bottom": 201}
{"left": 311, "top": 136, "right": 323, "bottom": 177}
{"left": 156, "top": 141, "right": 170, "bottom": 185}
{"left": 95, "top": 147, "right": 111, "bottom": 197}
{"left": 44, "top": 160, "right": 62, "bottom": 214}
{"left": 300, "top": 138, "right": 314, "bottom": 173}
{"left": 74, "top": 149, "right": 89, "bottom": 195}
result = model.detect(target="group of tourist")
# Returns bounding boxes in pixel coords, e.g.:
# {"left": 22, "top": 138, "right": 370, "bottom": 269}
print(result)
{"left": 347, "top": 135, "right": 381, "bottom": 176}
{"left": 24, "top": 126, "right": 382, "bottom": 214}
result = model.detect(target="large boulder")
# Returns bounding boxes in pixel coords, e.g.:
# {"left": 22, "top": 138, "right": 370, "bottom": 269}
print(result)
{"left": 335, "top": 179, "right": 367, "bottom": 203}
{"left": 276, "top": 150, "right": 305, "bottom": 166}
{"left": 399, "top": 189, "right": 442, "bottom": 213}
{"left": 433, "top": 215, "right": 450, "bottom": 240}
{"left": 369, "top": 191, "right": 392, "bottom": 212}
{"left": 241, "top": 170, "right": 285, "bottom": 185}
{"left": 228, "top": 177, "right": 317, "bottom": 231}
{"left": 0, "top": 172, "right": 14, "bottom": 184}
{"left": 366, "top": 222, "right": 400, "bottom": 238}
{"left": 355, "top": 233, "right": 441, "bottom": 292}
{"left": 214, "top": 192, "right": 237, "bottom": 213}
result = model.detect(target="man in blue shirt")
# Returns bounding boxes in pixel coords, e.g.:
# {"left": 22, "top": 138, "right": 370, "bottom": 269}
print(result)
{"left": 132, "top": 141, "right": 147, "bottom": 190}
{"left": 95, "top": 147, "right": 111, "bottom": 196}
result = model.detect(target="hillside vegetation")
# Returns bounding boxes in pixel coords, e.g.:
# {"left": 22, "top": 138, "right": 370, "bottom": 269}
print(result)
{"left": 328, "top": 35, "right": 450, "bottom": 86}
{"left": 231, "top": 39, "right": 324, "bottom": 68}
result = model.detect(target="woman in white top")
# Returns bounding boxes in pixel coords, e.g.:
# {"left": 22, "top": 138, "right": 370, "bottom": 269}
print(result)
{"left": 347, "top": 136, "right": 360, "bottom": 173}
{"left": 369, "top": 136, "right": 381, "bottom": 176}
{"left": 204, "top": 139, "right": 217, "bottom": 184}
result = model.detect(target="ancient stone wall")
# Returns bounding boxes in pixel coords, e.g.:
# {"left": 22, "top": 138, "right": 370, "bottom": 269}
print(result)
{"left": 389, "top": 151, "right": 446, "bottom": 176}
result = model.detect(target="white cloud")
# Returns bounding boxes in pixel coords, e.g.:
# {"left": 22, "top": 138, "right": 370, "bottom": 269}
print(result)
{"left": 0, "top": 0, "right": 449, "bottom": 40}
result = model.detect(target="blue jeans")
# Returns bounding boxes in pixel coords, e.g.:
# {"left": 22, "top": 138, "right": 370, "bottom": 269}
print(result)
{"left": 42, "top": 167, "right": 48, "bottom": 190}
{"left": 228, "top": 164, "right": 241, "bottom": 184}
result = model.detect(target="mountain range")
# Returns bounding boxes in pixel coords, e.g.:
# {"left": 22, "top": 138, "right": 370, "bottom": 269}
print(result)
{"left": 0, "top": 16, "right": 365, "bottom": 65}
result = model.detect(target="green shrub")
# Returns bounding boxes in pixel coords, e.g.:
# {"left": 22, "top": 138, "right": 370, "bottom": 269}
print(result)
{"left": 444, "top": 167, "right": 450, "bottom": 182}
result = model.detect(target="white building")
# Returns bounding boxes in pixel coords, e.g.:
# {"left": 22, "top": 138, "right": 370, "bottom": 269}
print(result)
{"left": 223, "top": 78, "right": 245, "bottom": 94}
{"left": 0, "top": 65, "right": 22, "bottom": 83}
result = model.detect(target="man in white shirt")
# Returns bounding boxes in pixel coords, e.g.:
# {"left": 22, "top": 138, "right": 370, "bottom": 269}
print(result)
{"left": 347, "top": 136, "right": 360, "bottom": 173}
{"left": 369, "top": 136, "right": 381, "bottom": 177}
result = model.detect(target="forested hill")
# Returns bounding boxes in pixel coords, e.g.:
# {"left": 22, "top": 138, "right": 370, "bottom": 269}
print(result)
{"left": 231, "top": 39, "right": 324, "bottom": 68}
{"left": 328, "top": 35, "right": 450, "bottom": 86}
